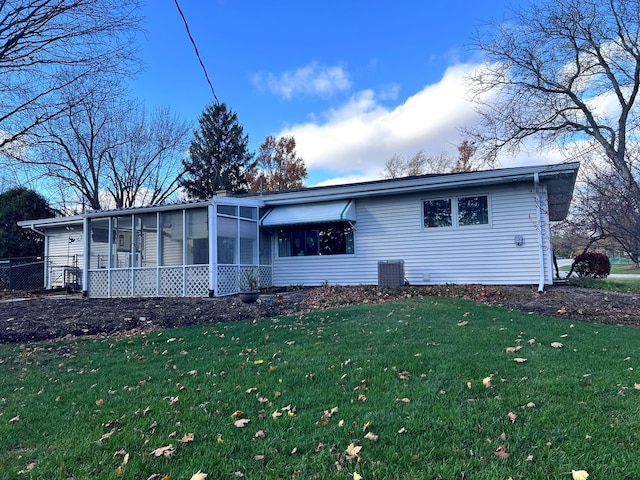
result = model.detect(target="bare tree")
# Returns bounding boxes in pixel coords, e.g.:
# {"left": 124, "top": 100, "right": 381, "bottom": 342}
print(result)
{"left": 29, "top": 81, "right": 189, "bottom": 210}
{"left": 469, "top": 0, "right": 640, "bottom": 202}
{"left": 0, "top": 0, "right": 142, "bottom": 150}
{"left": 381, "top": 150, "right": 452, "bottom": 178}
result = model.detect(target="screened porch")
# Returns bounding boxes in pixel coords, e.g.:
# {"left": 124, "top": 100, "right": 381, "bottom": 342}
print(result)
{"left": 83, "top": 197, "right": 270, "bottom": 297}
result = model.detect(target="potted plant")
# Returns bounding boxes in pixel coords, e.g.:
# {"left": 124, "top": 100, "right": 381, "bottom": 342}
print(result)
{"left": 239, "top": 268, "right": 260, "bottom": 303}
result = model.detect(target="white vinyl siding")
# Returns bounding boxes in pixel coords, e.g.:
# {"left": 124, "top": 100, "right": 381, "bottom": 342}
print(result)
{"left": 270, "top": 182, "right": 553, "bottom": 287}
{"left": 45, "top": 226, "right": 84, "bottom": 288}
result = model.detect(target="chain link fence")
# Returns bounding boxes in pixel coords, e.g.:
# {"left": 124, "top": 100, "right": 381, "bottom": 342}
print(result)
{"left": 0, "top": 256, "right": 81, "bottom": 295}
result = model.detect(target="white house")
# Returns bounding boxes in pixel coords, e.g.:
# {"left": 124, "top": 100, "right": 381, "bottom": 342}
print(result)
{"left": 18, "top": 162, "right": 579, "bottom": 297}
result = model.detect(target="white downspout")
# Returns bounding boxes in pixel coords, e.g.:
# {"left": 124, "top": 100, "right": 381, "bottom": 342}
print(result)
{"left": 534, "top": 173, "right": 545, "bottom": 292}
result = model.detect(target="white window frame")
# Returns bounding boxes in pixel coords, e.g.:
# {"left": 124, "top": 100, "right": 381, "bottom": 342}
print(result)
{"left": 422, "top": 194, "right": 491, "bottom": 229}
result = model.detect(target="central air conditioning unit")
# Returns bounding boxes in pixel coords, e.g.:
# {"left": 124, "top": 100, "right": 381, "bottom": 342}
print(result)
{"left": 378, "top": 260, "right": 405, "bottom": 288}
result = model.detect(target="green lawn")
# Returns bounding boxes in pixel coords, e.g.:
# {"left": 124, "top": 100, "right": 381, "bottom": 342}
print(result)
{"left": 2, "top": 297, "right": 639, "bottom": 479}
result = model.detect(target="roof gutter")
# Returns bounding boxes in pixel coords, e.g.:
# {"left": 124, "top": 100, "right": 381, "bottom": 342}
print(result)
{"left": 29, "top": 225, "right": 45, "bottom": 236}
{"left": 534, "top": 172, "right": 545, "bottom": 292}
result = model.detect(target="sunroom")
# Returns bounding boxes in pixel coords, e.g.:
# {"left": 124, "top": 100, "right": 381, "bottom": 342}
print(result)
{"left": 82, "top": 196, "right": 268, "bottom": 297}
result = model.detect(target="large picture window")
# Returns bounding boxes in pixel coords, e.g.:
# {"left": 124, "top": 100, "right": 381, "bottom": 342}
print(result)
{"left": 423, "top": 195, "right": 489, "bottom": 228}
{"left": 277, "top": 222, "right": 354, "bottom": 257}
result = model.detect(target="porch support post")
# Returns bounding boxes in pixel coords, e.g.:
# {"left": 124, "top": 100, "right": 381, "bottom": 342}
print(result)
{"left": 208, "top": 202, "right": 217, "bottom": 297}
{"left": 82, "top": 217, "right": 90, "bottom": 297}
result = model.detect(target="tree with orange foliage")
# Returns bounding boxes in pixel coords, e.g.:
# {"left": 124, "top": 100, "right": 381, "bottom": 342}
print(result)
{"left": 247, "top": 136, "right": 307, "bottom": 193}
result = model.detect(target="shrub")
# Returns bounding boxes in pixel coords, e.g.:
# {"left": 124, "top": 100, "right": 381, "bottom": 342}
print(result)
{"left": 573, "top": 252, "right": 611, "bottom": 278}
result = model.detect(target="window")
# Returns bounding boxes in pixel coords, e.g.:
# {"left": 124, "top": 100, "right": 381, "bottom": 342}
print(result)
{"left": 423, "top": 195, "right": 489, "bottom": 228}
{"left": 277, "top": 222, "right": 354, "bottom": 257}
{"left": 423, "top": 199, "right": 452, "bottom": 227}
{"left": 458, "top": 195, "right": 488, "bottom": 226}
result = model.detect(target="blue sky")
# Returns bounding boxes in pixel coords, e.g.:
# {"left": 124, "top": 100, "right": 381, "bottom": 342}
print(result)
{"left": 132, "top": 0, "right": 546, "bottom": 186}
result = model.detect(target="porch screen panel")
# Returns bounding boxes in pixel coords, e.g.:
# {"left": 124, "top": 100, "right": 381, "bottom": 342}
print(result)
{"left": 217, "top": 215, "right": 237, "bottom": 265}
{"left": 135, "top": 213, "right": 158, "bottom": 267}
{"left": 161, "top": 211, "right": 183, "bottom": 266}
{"left": 186, "top": 208, "right": 209, "bottom": 265}
{"left": 259, "top": 230, "right": 272, "bottom": 265}
{"left": 89, "top": 218, "right": 110, "bottom": 269}
{"left": 239, "top": 219, "right": 257, "bottom": 264}
{"left": 112, "top": 216, "right": 132, "bottom": 268}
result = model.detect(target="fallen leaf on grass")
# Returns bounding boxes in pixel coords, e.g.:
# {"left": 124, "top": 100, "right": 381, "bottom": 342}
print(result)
{"left": 190, "top": 471, "right": 207, "bottom": 480}
{"left": 234, "top": 418, "right": 250, "bottom": 428}
{"left": 364, "top": 431, "right": 378, "bottom": 442}
{"left": 398, "top": 427, "right": 407, "bottom": 434}
{"left": 395, "top": 397, "right": 410, "bottom": 403}
{"left": 482, "top": 376, "right": 493, "bottom": 388}
{"left": 514, "top": 358, "right": 527, "bottom": 363}
{"left": 254, "top": 430, "right": 266, "bottom": 439}
{"left": 150, "top": 445, "right": 175, "bottom": 457}
{"left": 457, "top": 321, "right": 468, "bottom": 327}
{"left": 398, "top": 371, "right": 410, "bottom": 380}
{"left": 346, "top": 443, "right": 362, "bottom": 457}
{"left": 494, "top": 444, "right": 509, "bottom": 459}
{"left": 353, "top": 472, "right": 362, "bottom": 480}
{"left": 505, "top": 346, "right": 522, "bottom": 353}
{"left": 231, "top": 410, "right": 244, "bottom": 419}
{"left": 271, "top": 410, "right": 282, "bottom": 419}
{"left": 180, "top": 433, "right": 194, "bottom": 443}
{"left": 572, "top": 470, "right": 589, "bottom": 480}
{"left": 634, "top": 383, "right": 640, "bottom": 390}
{"left": 8, "top": 415, "right": 20, "bottom": 423}
{"left": 508, "top": 412, "right": 517, "bottom": 423}
{"left": 551, "top": 342, "right": 563, "bottom": 348}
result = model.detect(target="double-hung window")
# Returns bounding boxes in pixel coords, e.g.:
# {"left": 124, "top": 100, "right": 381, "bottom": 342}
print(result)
{"left": 423, "top": 195, "right": 490, "bottom": 229}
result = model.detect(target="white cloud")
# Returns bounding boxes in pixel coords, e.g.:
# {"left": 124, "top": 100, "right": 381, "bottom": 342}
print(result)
{"left": 252, "top": 62, "right": 351, "bottom": 99}
{"left": 279, "top": 63, "right": 485, "bottom": 183}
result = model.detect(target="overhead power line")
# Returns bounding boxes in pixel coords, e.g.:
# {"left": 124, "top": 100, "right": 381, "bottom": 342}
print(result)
{"left": 173, "top": 0, "right": 220, "bottom": 105}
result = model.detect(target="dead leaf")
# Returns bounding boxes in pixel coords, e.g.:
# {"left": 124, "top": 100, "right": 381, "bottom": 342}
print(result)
{"left": 353, "top": 472, "right": 362, "bottom": 480}
{"left": 482, "top": 376, "right": 492, "bottom": 388}
{"left": 395, "top": 397, "right": 410, "bottom": 403}
{"left": 254, "top": 430, "right": 266, "bottom": 439}
{"left": 346, "top": 443, "right": 362, "bottom": 457}
{"left": 457, "top": 321, "right": 468, "bottom": 327}
{"left": 357, "top": 394, "right": 367, "bottom": 402}
{"left": 190, "top": 471, "right": 207, "bottom": 480}
{"left": 231, "top": 410, "right": 244, "bottom": 419}
{"left": 8, "top": 415, "right": 20, "bottom": 423}
{"left": 364, "top": 431, "right": 378, "bottom": 442}
{"left": 246, "top": 387, "right": 257, "bottom": 393}
{"left": 398, "top": 427, "right": 407, "bottom": 434}
{"left": 505, "top": 346, "right": 522, "bottom": 353}
{"left": 526, "top": 454, "right": 534, "bottom": 461}
{"left": 271, "top": 410, "right": 282, "bottom": 419}
{"left": 571, "top": 470, "right": 589, "bottom": 480}
{"left": 398, "top": 370, "right": 410, "bottom": 380}
{"left": 180, "top": 433, "right": 194, "bottom": 443}
{"left": 95, "top": 399, "right": 104, "bottom": 406}
{"left": 550, "top": 342, "right": 563, "bottom": 348}
{"left": 514, "top": 358, "right": 527, "bottom": 363}
{"left": 508, "top": 412, "right": 517, "bottom": 423}
{"left": 494, "top": 444, "right": 510, "bottom": 459}
{"left": 150, "top": 444, "right": 175, "bottom": 457}
{"left": 234, "top": 418, "right": 250, "bottom": 428}
{"left": 526, "top": 402, "right": 536, "bottom": 408}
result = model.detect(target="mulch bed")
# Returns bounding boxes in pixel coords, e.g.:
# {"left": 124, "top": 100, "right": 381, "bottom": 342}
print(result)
{"left": 0, "top": 284, "right": 638, "bottom": 344}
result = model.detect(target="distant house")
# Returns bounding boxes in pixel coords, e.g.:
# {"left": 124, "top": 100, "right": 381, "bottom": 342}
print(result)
{"left": 19, "top": 162, "right": 579, "bottom": 297}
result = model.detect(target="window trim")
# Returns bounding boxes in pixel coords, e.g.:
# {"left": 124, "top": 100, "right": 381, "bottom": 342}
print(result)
{"left": 275, "top": 222, "right": 356, "bottom": 258}
{"left": 422, "top": 193, "right": 491, "bottom": 229}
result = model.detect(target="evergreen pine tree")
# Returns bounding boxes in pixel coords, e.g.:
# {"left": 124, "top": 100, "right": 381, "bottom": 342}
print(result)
{"left": 180, "top": 103, "right": 254, "bottom": 198}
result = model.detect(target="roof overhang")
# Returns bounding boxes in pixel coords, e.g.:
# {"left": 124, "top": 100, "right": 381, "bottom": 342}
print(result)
{"left": 256, "top": 162, "right": 580, "bottom": 222}
{"left": 261, "top": 200, "right": 356, "bottom": 227}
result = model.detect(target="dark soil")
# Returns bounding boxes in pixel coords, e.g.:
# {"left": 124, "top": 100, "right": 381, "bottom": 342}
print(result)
{"left": 0, "top": 284, "right": 638, "bottom": 344}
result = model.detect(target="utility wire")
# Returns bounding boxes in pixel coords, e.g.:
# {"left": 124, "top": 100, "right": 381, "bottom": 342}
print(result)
{"left": 173, "top": 0, "right": 220, "bottom": 105}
